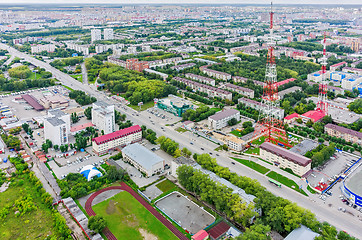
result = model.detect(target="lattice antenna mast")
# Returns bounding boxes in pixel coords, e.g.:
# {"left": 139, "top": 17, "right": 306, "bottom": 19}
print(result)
{"left": 317, "top": 33, "right": 328, "bottom": 115}
{"left": 251, "top": 2, "right": 291, "bottom": 148}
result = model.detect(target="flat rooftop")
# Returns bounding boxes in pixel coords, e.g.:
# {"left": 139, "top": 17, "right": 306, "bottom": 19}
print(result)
{"left": 345, "top": 165, "right": 362, "bottom": 199}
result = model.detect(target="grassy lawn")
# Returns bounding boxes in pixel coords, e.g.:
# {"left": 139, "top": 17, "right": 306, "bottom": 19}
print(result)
{"left": 28, "top": 71, "right": 43, "bottom": 80}
{"left": 175, "top": 127, "right": 187, "bottom": 133}
{"left": 231, "top": 157, "right": 269, "bottom": 174}
{"left": 156, "top": 179, "right": 178, "bottom": 193}
{"left": 0, "top": 175, "right": 59, "bottom": 240}
{"left": 63, "top": 85, "right": 74, "bottom": 91}
{"left": 245, "top": 147, "right": 260, "bottom": 155}
{"left": 92, "top": 191, "right": 178, "bottom": 240}
{"left": 72, "top": 74, "right": 83, "bottom": 83}
{"left": 252, "top": 136, "right": 266, "bottom": 145}
{"left": 267, "top": 171, "right": 308, "bottom": 196}
{"left": 307, "top": 185, "right": 317, "bottom": 194}
{"left": 129, "top": 101, "right": 155, "bottom": 111}
{"left": 230, "top": 129, "right": 243, "bottom": 137}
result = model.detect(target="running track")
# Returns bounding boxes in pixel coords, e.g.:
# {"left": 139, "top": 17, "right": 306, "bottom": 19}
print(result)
{"left": 84, "top": 182, "right": 188, "bottom": 240}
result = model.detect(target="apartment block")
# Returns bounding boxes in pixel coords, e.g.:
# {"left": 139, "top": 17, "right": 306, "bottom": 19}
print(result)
{"left": 325, "top": 123, "right": 362, "bottom": 146}
{"left": 92, "top": 101, "right": 115, "bottom": 135}
{"left": 220, "top": 83, "right": 254, "bottom": 98}
{"left": 103, "top": 28, "right": 114, "bottom": 40}
{"left": 200, "top": 66, "right": 231, "bottom": 81}
{"left": 44, "top": 109, "right": 70, "bottom": 146}
{"left": 260, "top": 142, "right": 312, "bottom": 177}
{"left": 173, "top": 77, "right": 232, "bottom": 100}
{"left": 208, "top": 109, "right": 240, "bottom": 130}
{"left": 91, "top": 29, "right": 102, "bottom": 42}
{"left": 238, "top": 97, "right": 284, "bottom": 119}
{"left": 185, "top": 73, "right": 216, "bottom": 86}
{"left": 31, "top": 44, "right": 56, "bottom": 54}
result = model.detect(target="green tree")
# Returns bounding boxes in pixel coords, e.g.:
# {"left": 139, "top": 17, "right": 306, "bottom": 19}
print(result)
{"left": 84, "top": 107, "right": 92, "bottom": 120}
{"left": 88, "top": 215, "right": 106, "bottom": 233}
{"left": 228, "top": 118, "right": 238, "bottom": 126}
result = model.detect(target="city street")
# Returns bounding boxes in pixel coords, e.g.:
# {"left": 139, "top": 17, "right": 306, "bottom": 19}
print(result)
{"left": 1, "top": 43, "right": 361, "bottom": 238}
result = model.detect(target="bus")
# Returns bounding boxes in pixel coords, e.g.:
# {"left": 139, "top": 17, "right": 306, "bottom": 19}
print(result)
{"left": 269, "top": 178, "right": 282, "bottom": 188}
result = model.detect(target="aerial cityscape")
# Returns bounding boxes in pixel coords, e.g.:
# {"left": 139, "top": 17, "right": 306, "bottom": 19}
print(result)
{"left": 0, "top": 2, "right": 361, "bottom": 240}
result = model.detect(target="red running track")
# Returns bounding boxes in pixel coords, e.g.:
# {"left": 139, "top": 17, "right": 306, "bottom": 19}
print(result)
{"left": 84, "top": 182, "right": 188, "bottom": 240}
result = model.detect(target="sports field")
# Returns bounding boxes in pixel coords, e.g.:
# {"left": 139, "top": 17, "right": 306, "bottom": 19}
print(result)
{"left": 92, "top": 191, "right": 178, "bottom": 240}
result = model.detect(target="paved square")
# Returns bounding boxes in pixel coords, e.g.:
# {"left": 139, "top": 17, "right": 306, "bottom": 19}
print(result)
{"left": 155, "top": 191, "right": 215, "bottom": 234}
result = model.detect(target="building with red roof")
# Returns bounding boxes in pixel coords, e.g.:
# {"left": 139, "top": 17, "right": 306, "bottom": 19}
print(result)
{"left": 273, "top": 78, "right": 296, "bottom": 88}
{"left": 207, "top": 221, "right": 230, "bottom": 240}
{"left": 330, "top": 61, "right": 347, "bottom": 71}
{"left": 301, "top": 110, "right": 325, "bottom": 123}
{"left": 192, "top": 230, "right": 209, "bottom": 240}
{"left": 21, "top": 94, "right": 44, "bottom": 111}
{"left": 92, "top": 125, "right": 142, "bottom": 155}
{"left": 284, "top": 112, "right": 300, "bottom": 124}
{"left": 260, "top": 142, "right": 312, "bottom": 176}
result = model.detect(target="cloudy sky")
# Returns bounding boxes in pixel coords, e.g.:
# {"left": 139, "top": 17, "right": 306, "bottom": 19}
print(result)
{"left": 1, "top": 0, "right": 361, "bottom": 4}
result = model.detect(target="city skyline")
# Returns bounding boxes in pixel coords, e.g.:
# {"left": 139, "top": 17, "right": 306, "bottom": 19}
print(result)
{"left": 1, "top": 0, "right": 362, "bottom": 5}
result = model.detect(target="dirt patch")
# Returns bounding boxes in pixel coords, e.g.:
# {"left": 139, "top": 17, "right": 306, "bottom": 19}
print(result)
{"left": 125, "top": 214, "right": 138, "bottom": 228}
{"left": 106, "top": 200, "right": 116, "bottom": 215}
{"left": 139, "top": 228, "right": 158, "bottom": 240}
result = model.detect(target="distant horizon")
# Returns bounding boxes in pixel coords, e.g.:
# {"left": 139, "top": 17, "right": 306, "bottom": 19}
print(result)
{"left": 0, "top": 0, "right": 361, "bottom": 6}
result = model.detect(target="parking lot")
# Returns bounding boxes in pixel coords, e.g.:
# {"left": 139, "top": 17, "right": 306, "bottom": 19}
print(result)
{"left": 307, "top": 151, "right": 359, "bottom": 189}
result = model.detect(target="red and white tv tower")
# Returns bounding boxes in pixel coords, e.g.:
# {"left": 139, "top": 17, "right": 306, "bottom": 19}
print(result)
{"left": 252, "top": 3, "right": 291, "bottom": 148}
{"left": 316, "top": 33, "right": 328, "bottom": 115}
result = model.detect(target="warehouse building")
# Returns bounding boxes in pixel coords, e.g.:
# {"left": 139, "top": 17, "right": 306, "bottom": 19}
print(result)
{"left": 260, "top": 142, "right": 312, "bottom": 176}
{"left": 92, "top": 125, "right": 142, "bottom": 155}
{"left": 122, "top": 143, "right": 164, "bottom": 177}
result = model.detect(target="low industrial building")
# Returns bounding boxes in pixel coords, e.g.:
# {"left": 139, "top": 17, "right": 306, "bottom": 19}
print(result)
{"left": 300, "top": 110, "right": 325, "bottom": 123}
{"left": 156, "top": 95, "right": 193, "bottom": 117}
{"left": 325, "top": 123, "right": 362, "bottom": 146}
{"left": 92, "top": 125, "right": 142, "bottom": 155}
{"left": 171, "top": 156, "right": 196, "bottom": 177}
{"left": 260, "top": 142, "right": 312, "bottom": 176}
{"left": 208, "top": 109, "right": 240, "bottom": 130}
{"left": 289, "top": 139, "right": 319, "bottom": 156}
{"left": 21, "top": 94, "right": 44, "bottom": 111}
{"left": 122, "top": 143, "right": 164, "bottom": 177}
{"left": 39, "top": 95, "right": 69, "bottom": 109}
{"left": 284, "top": 225, "right": 319, "bottom": 240}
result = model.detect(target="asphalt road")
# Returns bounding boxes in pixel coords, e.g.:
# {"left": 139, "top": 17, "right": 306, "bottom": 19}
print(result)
{"left": 1, "top": 43, "right": 361, "bottom": 238}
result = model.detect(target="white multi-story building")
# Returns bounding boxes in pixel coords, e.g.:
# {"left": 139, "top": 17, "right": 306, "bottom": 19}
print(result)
{"left": 31, "top": 44, "right": 56, "bottom": 54}
{"left": 208, "top": 109, "right": 240, "bottom": 130}
{"left": 91, "top": 101, "right": 115, "bottom": 135}
{"left": 65, "top": 42, "right": 89, "bottom": 55}
{"left": 122, "top": 143, "right": 164, "bottom": 177}
{"left": 260, "top": 142, "right": 312, "bottom": 177}
{"left": 92, "top": 125, "right": 142, "bottom": 155}
{"left": 185, "top": 73, "right": 216, "bottom": 86}
{"left": 44, "top": 109, "right": 70, "bottom": 146}
{"left": 91, "top": 29, "right": 102, "bottom": 43}
{"left": 103, "top": 28, "right": 114, "bottom": 40}
{"left": 200, "top": 66, "right": 232, "bottom": 81}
